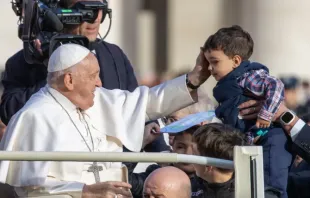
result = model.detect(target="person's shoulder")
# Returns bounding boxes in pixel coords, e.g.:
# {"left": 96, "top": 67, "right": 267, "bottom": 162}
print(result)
{"left": 101, "top": 40, "right": 121, "bottom": 49}
{"left": 100, "top": 40, "right": 124, "bottom": 53}
{"left": 5, "top": 49, "right": 25, "bottom": 66}
{"left": 5, "top": 49, "right": 43, "bottom": 70}
{"left": 145, "top": 164, "right": 161, "bottom": 173}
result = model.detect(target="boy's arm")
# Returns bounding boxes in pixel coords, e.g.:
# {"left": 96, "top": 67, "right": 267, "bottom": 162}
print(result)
{"left": 239, "top": 69, "right": 285, "bottom": 122}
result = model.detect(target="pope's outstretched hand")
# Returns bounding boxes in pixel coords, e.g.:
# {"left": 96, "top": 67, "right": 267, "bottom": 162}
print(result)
{"left": 187, "top": 48, "right": 211, "bottom": 88}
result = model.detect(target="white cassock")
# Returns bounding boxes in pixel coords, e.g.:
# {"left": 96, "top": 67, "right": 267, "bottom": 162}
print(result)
{"left": 0, "top": 75, "right": 195, "bottom": 197}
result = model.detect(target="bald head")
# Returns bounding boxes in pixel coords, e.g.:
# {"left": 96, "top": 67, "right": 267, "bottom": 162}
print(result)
{"left": 143, "top": 167, "right": 191, "bottom": 198}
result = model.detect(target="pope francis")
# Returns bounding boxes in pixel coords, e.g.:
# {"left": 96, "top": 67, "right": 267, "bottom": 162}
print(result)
{"left": 0, "top": 44, "right": 210, "bottom": 198}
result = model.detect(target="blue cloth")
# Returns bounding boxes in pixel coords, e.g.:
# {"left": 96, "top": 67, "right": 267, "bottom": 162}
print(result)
{"left": 213, "top": 61, "right": 269, "bottom": 133}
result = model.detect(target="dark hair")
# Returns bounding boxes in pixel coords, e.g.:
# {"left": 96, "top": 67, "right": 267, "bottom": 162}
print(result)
{"left": 203, "top": 25, "right": 254, "bottom": 60}
{"left": 173, "top": 125, "right": 200, "bottom": 141}
{"left": 193, "top": 123, "right": 247, "bottom": 172}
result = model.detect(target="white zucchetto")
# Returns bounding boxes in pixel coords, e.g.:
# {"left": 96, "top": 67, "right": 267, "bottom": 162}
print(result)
{"left": 48, "top": 44, "right": 90, "bottom": 72}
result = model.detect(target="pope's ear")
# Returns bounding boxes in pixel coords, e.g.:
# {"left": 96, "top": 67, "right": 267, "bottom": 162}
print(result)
{"left": 63, "top": 73, "right": 74, "bottom": 91}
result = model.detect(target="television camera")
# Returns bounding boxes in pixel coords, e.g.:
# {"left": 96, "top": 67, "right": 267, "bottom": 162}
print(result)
{"left": 11, "top": 0, "right": 112, "bottom": 65}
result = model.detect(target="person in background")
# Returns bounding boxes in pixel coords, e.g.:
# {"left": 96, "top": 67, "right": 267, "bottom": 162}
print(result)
{"left": 1, "top": 0, "right": 138, "bottom": 125}
{"left": 192, "top": 123, "right": 242, "bottom": 198}
{"left": 193, "top": 123, "right": 281, "bottom": 198}
{"left": 280, "top": 76, "right": 300, "bottom": 111}
{"left": 129, "top": 124, "right": 205, "bottom": 198}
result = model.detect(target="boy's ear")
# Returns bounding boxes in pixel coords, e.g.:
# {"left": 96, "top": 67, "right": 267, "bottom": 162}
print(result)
{"left": 232, "top": 55, "right": 242, "bottom": 68}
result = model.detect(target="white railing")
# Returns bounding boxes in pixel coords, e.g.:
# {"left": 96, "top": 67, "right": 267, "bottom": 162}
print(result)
{"left": 0, "top": 146, "right": 264, "bottom": 198}
{"left": 0, "top": 151, "right": 234, "bottom": 169}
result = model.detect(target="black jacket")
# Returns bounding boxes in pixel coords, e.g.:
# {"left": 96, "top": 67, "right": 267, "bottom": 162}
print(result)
{"left": 291, "top": 124, "right": 310, "bottom": 164}
{"left": 195, "top": 177, "right": 234, "bottom": 198}
{"left": 287, "top": 171, "right": 310, "bottom": 198}
{"left": 194, "top": 177, "right": 280, "bottom": 198}
{"left": 0, "top": 41, "right": 138, "bottom": 125}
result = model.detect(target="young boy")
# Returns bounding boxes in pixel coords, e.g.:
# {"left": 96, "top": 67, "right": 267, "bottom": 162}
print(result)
{"left": 201, "top": 25, "right": 292, "bottom": 198}
{"left": 193, "top": 123, "right": 281, "bottom": 198}
{"left": 192, "top": 123, "right": 244, "bottom": 198}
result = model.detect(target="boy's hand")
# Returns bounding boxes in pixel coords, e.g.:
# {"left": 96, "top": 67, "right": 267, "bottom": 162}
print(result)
{"left": 142, "top": 122, "right": 161, "bottom": 149}
{"left": 256, "top": 118, "right": 270, "bottom": 128}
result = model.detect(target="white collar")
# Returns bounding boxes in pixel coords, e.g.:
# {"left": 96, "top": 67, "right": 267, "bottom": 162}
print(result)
{"left": 46, "top": 86, "right": 77, "bottom": 113}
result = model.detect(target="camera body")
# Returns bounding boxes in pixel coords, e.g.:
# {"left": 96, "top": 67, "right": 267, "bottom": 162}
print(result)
{"left": 22, "top": 0, "right": 111, "bottom": 64}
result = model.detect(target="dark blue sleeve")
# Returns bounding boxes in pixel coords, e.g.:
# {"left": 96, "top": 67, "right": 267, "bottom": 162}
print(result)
{"left": 144, "top": 133, "right": 170, "bottom": 152}
{"left": 0, "top": 58, "right": 46, "bottom": 125}
{"left": 120, "top": 49, "right": 138, "bottom": 91}
{"left": 292, "top": 124, "right": 310, "bottom": 164}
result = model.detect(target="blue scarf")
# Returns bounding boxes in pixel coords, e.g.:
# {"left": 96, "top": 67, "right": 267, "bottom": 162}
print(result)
{"left": 213, "top": 61, "right": 269, "bottom": 132}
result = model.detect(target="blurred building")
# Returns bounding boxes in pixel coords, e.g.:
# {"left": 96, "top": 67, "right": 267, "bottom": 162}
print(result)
{"left": 1, "top": 0, "right": 310, "bottom": 98}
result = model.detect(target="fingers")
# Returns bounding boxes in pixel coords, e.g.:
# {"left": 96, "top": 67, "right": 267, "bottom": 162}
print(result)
{"left": 253, "top": 136, "right": 261, "bottom": 144}
{"left": 239, "top": 107, "right": 259, "bottom": 117}
{"left": 146, "top": 122, "right": 160, "bottom": 133}
{"left": 238, "top": 100, "right": 261, "bottom": 109}
{"left": 255, "top": 122, "right": 270, "bottom": 129}
{"left": 113, "top": 188, "right": 132, "bottom": 197}
{"left": 152, "top": 124, "right": 161, "bottom": 133}
{"left": 241, "top": 113, "right": 257, "bottom": 120}
{"left": 34, "top": 39, "right": 43, "bottom": 55}
{"left": 106, "top": 181, "right": 132, "bottom": 189}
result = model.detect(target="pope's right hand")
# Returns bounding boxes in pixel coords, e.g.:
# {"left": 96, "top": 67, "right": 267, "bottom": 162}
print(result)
{"left": 82, "top": 181, "right": 132, "bottom": 198}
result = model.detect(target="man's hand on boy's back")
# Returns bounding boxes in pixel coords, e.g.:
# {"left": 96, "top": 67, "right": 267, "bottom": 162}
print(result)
{"left": 238, "top": 100, "right": 289, "bottom": 121}
{"left": 239, "top": 101, "right": 300, "bottom": 135}
{"left": 238, "top": 100, "right": 263, "bottom": 119}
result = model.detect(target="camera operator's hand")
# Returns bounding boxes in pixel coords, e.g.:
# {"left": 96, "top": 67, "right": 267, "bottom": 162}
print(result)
{"left": 34, "top": 39, "right": 43, "bottom": 56}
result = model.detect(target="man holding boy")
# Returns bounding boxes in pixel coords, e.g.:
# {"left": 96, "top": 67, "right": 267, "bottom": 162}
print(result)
{"left": 202, "top": 25, "right": 292, "bottom": 198}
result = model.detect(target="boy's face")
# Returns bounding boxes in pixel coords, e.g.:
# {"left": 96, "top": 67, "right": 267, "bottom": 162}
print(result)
{"left": 192, "top": 143, "right": 208, "bottom": 178}
{"left": 172, "top": 132, "right": 196, "bottom": 174}
{"left": 204, "top": 50, "right": 236, "bottom": 81}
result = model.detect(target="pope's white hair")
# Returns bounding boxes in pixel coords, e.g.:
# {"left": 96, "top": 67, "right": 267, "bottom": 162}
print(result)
{"left": 46, "top": 65, "right": 78, "bottom": 87}
{"left": 47, "top": 52, "right": 92, "bottom": 87}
